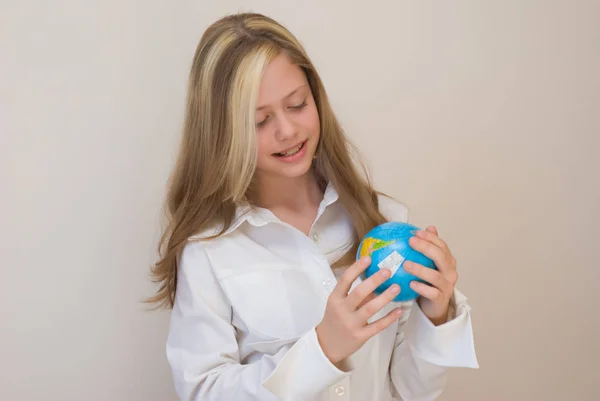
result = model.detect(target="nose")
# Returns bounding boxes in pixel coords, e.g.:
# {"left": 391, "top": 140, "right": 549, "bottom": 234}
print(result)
{"left": 274, "top": 113, "right": 298, "bottom": 142}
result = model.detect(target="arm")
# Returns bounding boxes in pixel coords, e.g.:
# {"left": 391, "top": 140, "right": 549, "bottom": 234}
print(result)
{"left": 389, "top": 289, "right": 479, "bottom": 400}
{"left": 166, "top": 241, "right": 349, "bottom": 401}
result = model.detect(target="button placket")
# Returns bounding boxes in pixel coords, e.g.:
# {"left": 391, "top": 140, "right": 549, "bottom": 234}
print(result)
{"left": 320, "top": 277, "right": 335, "bottom": 297}
{"left": 329, "top": 377, "right": 350, "bottom": 400}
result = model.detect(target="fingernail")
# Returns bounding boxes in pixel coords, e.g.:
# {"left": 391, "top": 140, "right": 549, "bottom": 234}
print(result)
{"left": 391, "top": 284, "right": 400, "bottom": 293}
{"left": 362, "top": 256, "right": 371, "bottom": 264}
{"left": 410, "top": 230, "right": 419, "bottom": 235}
{"left": 381, "top": 269, "right": 391, "bottom": 278}
{"left": 404, "top": 262, "right": 412, "bottom": 270}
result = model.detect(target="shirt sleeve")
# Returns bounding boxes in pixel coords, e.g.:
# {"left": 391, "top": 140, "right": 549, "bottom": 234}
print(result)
{"left": 166, "top": 241, "right": 349, "bottom": 401}
{"left": 389, "top": 289, "right": 479, "bottom": 400}
{"left": 377, "top": 193, "right": 479, "bottom": 399}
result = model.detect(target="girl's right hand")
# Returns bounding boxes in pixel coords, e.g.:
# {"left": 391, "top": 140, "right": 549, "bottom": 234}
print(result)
{"left": 315, "top": 256, "right": 403, "bottom": 367}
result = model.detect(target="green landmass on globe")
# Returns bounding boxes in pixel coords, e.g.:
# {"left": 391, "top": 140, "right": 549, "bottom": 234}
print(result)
{"left": 358, "top": 237, "right": 396, "bottom": 258}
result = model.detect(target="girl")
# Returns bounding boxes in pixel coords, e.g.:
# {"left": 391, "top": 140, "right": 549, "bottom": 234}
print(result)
{"left": 149, "top": 12, "right": 478, "bottom": 401}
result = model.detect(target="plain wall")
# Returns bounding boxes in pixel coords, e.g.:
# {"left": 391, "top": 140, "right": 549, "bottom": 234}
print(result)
{"left": 1, "top": 1, "right": 598, "bottom": 400}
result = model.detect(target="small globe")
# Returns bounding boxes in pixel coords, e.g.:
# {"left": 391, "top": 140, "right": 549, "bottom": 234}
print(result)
{"left": 356, "top": 221, "right": 436, "bottom": 302}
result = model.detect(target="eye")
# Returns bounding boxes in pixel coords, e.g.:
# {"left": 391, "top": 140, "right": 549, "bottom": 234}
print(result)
{"left": 256, "top": 115, "right": 270, "bottom": 127}
{"left": 290, "top": 99, "right": 308, "bottom": 110}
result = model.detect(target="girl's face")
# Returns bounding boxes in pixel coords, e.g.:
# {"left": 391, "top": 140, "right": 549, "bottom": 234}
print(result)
{"left": 254, "top": 53, "right": 321, "bottom": 181}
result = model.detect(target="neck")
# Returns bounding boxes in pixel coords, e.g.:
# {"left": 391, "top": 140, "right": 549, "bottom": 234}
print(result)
{"left": 253, "top": 169, "right": 323, "bottom": 212}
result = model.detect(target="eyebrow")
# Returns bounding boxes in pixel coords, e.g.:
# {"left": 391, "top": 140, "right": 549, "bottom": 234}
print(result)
{"left": 256, "top": 84, "right": 308, "bottom": 111}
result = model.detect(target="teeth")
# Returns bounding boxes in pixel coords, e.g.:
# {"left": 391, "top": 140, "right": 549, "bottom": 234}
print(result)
{"left": 279, "top": 142, "right": 303, "bottom": 156}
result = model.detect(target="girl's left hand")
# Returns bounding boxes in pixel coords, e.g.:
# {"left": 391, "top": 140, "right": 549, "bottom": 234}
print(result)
{"left": 403, "top": 226, "right": 458, "bottom": 326}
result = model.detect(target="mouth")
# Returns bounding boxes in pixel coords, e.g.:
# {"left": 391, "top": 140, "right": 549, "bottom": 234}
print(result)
{"left": 273, "top": 140, "right": 306, "bottom": 158}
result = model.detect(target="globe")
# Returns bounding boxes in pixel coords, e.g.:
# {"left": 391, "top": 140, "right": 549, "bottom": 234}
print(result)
{"left": 356, "top": 221, "right": 436, "bottom": 302}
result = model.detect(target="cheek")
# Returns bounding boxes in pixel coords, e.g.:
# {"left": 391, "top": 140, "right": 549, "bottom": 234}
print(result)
{"left": 303, "top": 105, "right": 321, "bottom": 137}
{"left": 256, "top": 130, "right": 275, "bottom": 166}
{"left": 256, "top": 133, "right": 268, "bottom": 156}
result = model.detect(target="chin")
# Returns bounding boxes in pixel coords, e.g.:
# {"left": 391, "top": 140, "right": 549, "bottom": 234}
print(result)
{"left": 268, "top": 158, "right": 314, "bottom": 179}
{"left": 281, "top": 162, "right": 314, "bottom": 178}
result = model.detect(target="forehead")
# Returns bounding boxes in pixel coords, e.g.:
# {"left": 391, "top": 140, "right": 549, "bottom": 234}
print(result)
{"left": 257, "top": 53, "right": 308, "bottom": 105}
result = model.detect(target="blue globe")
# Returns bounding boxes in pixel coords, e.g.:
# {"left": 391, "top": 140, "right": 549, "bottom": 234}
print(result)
{"left": 356, "top": 221, "right": 436, "bottom": 302}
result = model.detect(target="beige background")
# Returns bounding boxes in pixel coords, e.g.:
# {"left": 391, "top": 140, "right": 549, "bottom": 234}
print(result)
{"left": 1, "top": 1, "right": 598, "bottom": 400}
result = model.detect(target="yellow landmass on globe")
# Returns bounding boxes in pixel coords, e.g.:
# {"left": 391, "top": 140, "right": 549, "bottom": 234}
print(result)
{"left": 359, "top": 237, "right": 396, "bottom": 258}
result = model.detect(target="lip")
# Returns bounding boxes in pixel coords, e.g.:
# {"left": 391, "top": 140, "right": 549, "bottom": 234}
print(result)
{"left": 272, "top": 140, "right": 308, "bottom": 163}
{"left": 274, "top": 140, "right": 306, "bottom": 155}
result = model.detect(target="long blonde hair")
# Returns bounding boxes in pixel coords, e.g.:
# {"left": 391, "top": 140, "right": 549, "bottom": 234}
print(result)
{"left": 147, "top": 13, "right": 389, "bottom": 309}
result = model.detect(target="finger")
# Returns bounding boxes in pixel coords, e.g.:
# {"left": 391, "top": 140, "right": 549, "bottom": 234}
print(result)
{"left": 403, "top": 261, "right": 445, "bottom": 288}
{"left": 331, "top": 256, "right": 372, "bottom": 299}
{"left": 409, "top": 281, "right": 444, "bottom": 302}
{"left": 357, "top": 293, "right": 377, "bottom": 309}
{"left": 346, "top": 267, "right": 391, "bottom": 309}
{"left": 413, "top": 229, "right": 448, "bottom": 251}
{"left": 408, "top": 235, "right": 452, "bottom": 273}
{"left": 357, "top": 283, "right": 401, "bottom": 322}
{"left": 426, "top": 225, "right": 439, "bottom": 235}
{"left": 362, "top": 307, "right": 403, "bottom": 339}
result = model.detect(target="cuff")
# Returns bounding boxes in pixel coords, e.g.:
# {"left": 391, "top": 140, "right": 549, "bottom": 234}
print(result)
{"left": 262, "top": 327, "right": 351, "bottom": 400}
{"left": 404, "top": 289, "right": 479, "bottom": 368}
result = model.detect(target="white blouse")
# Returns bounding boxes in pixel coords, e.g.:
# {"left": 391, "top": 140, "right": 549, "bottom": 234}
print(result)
{"left": 166, "top": 183, "right": 479, "bottom": 401}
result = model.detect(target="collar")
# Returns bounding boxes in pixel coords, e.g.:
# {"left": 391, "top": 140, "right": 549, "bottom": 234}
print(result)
{"left": 191, "top": 181, "right": 340, "bottom": 240}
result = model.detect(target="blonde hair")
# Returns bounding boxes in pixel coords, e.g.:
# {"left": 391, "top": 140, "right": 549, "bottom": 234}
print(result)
{"left": 147, "top": 13, "right": 389, "bottom": 309}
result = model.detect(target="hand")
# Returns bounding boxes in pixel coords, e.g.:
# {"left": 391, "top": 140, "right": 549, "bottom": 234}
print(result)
{"left": 315, "top": 256, "right": 403, "bottom": 368}
{"left": 404, "top": 226, "right": 458, "bottom": 326}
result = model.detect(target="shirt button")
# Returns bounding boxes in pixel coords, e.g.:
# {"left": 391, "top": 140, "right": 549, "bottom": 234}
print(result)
{"left": 334, "top": 386, "right": 345, "bottom": 396}
{"left": 312, "top": 233, "right": 320, "bottom": 242}
{"left": 321, "top": 278, "right": 332, "bottom": 287}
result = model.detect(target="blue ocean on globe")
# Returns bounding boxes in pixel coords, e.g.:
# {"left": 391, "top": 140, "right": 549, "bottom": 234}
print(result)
{"left": 357, "top": 221, "right": 437, "bottom": 302}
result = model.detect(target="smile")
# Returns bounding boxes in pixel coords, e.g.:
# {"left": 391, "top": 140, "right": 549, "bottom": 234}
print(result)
{"left": 273, "top": 141, "right": 306, "bottom": 157}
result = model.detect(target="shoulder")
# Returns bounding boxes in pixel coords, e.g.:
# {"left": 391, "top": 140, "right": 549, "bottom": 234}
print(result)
{"left": 182, "top": 223, "right": 251, "bottom": 281}
{"left": 177, "top": 235, "right": 234, "bottom": 290}
{"left": 174, "top": 235, "right": 234, "bottom": 318}
{"left": 377, "top": 192, "right": 409, "bottom": 223}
